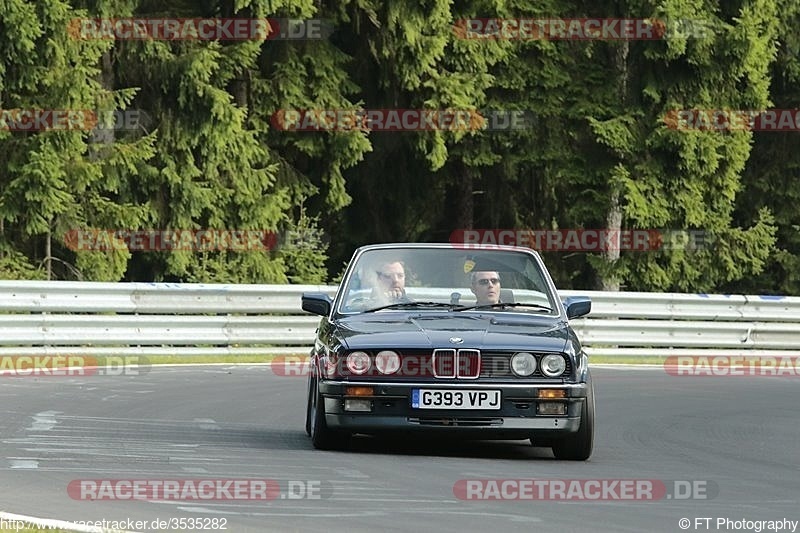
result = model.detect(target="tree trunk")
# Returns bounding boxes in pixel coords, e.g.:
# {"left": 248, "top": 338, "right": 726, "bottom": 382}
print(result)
{"left": 46, "top": 227, "right": 52, "bottom": 280}
{"left": 451, "top": 161, "right": 474, "bottom": 231}
{"left": 597, "top": 41, "right": 630, "bottom": 291}
{"left": 91, "top": 50, "right": 116, "bottom": 146}
{"left": 600, "top": 192, "right": 622, "bottom": 291}
{"left": 223, "top": 0, "right": 249, "bottom": 109}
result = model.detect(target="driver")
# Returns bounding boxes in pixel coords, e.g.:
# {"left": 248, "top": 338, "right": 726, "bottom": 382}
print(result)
{"left": 470, "top": 270, "right": 501, "bottom": 305}
{"left": 372, "top": 260, "right": 408, "bottom": 303}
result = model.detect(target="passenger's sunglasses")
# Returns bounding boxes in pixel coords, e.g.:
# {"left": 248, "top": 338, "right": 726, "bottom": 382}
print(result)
{"left": 476, "top": 278, "right": 500, "bottom": 286}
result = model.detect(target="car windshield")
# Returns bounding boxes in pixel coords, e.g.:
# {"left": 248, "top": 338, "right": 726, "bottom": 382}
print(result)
{"left": 336, "top": 247, "right": 558, "bottom": 315}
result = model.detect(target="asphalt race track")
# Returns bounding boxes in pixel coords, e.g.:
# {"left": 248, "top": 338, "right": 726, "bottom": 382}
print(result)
{"left": 1, "top": 366, "right": 798, "bottom": 533}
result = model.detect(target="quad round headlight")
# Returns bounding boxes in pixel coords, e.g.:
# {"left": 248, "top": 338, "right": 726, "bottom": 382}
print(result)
{"left": 375, "top": 350, "right": 400, "bottom": 374}
{"left": 540, "top": 354, "right": 567, "bottom": 377}
{"left": 346, "top": 351, "right": 371, "bottom": 374}
{"left": 510, "top": 352, "right": 537, "bottom": 377}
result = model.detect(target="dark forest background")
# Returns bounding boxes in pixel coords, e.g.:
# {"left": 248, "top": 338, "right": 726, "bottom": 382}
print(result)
{"left": 1, "top": 0, "right": 798, "bottom": 294}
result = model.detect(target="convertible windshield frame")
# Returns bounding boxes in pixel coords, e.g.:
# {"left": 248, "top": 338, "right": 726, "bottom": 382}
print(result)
{"left": 332, "top": 243, "right": 565, "bottom": 319}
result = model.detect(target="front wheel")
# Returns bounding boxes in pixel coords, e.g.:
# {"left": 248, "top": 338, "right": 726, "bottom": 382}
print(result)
{"left": 304, "top": 374, "right": 313, "bottom": 436}
{"left": 551, "top": 376, "right": 595, "bottom": 461}
{"left": 308, "top": 379, "right": 348, "bottom": 450}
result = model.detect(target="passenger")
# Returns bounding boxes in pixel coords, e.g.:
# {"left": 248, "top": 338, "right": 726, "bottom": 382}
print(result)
{"left": 470, "top": 270, "right": 501, "bottom": 305}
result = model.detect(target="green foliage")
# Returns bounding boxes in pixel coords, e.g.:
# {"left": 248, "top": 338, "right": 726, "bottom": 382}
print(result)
{"left": 454, "top": 0, "right": 782, "bottom": 292}
{"left": 280, "top": 210, "right": 329, "bottom": 284}
{"left": 0, "top": 0, "right": 796, "bottom": 295}
{"left": 728, "top": 0, "right": 800, "bottom": 295}
{"left": 0, "top": 0, "right": 153, "bottom": 281}
{"left": 0, "top": 245, "right": 47, "bottom": 280}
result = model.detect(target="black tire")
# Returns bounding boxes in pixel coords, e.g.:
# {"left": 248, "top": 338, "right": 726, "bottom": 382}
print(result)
{"left": 304, "top": 374, "right": 313, "bottom": 437}
{"left": 309, "top": 378, "right": 347, "bottom": 450}
{"left": 551, "top": 375, "right": 595, "bottom": 461}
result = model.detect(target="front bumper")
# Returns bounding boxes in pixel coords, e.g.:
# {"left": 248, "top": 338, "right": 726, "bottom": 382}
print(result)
{"left": 319, "top": 380, "right": 588, "bottom": 439}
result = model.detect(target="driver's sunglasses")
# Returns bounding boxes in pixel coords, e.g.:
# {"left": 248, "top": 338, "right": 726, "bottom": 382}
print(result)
{"left": 476, "top": 278, "right": 500, "bottom": 286}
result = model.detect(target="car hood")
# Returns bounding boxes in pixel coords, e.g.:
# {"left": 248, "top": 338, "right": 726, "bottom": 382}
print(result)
{"left": 334, "top": 312, "right": 570, "bottom": 352}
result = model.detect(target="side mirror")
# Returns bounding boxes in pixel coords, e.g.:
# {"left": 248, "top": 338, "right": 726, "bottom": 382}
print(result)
{"left": 563, "top": 296, "right": 591, "bottom": 319}
{"left": 302, "top": 292, "right": 333, "bottom": 316}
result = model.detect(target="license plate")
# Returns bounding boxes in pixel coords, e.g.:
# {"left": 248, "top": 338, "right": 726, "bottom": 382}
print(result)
{"left": 411, "top": 389, "right": 501, "bottom": 410}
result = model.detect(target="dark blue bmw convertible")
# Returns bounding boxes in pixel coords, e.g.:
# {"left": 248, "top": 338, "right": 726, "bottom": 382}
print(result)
{"left": 301, "top": 243, "right": 594, "bottom": 460}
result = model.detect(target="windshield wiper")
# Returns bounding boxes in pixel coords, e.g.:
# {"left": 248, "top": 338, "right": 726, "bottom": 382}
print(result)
{"left": 455, "top": 302, "right": 553, "bottom": 312}
{"left": 362, "top": 301, "right": 460, "bottom": 313}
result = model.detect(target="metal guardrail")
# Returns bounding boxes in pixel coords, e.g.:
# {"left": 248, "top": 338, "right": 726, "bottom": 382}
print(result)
{"left": 1, "top": 280, "right": 799, "bottom": 357}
